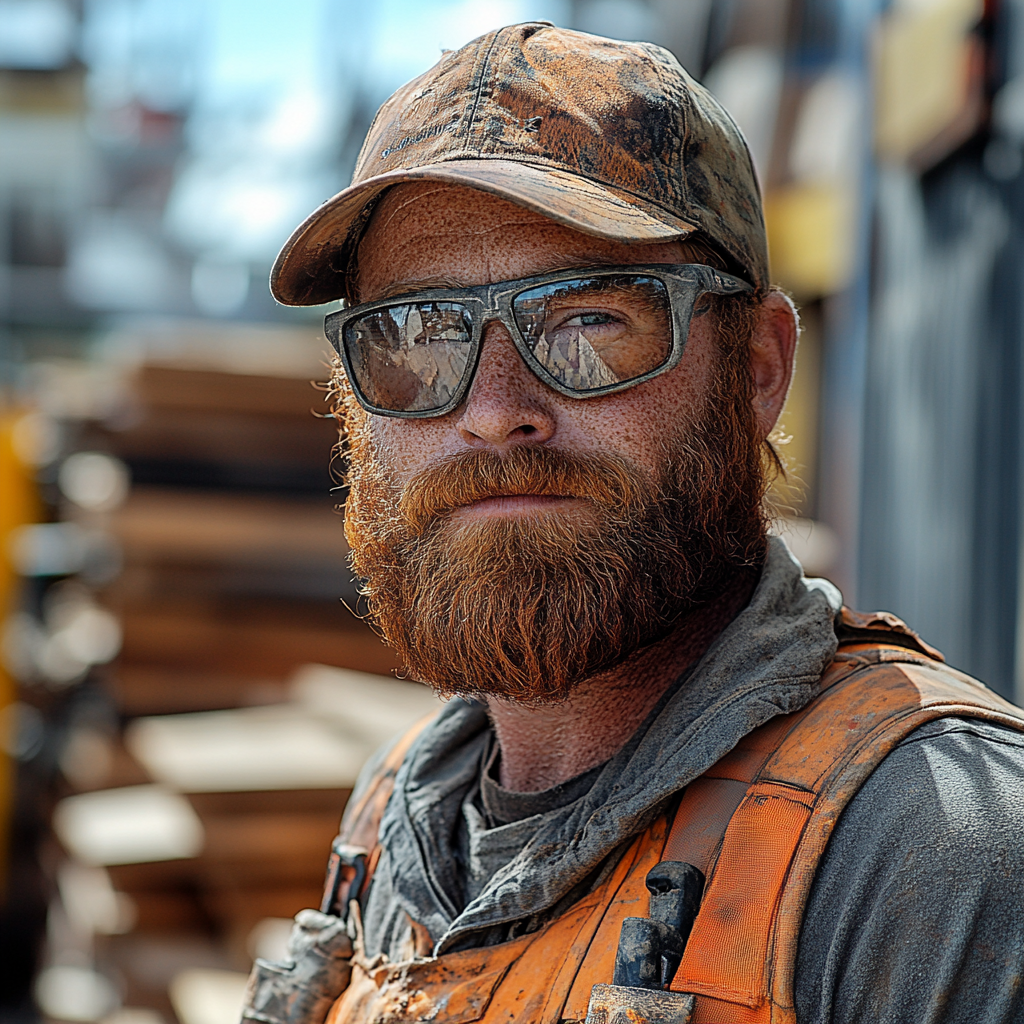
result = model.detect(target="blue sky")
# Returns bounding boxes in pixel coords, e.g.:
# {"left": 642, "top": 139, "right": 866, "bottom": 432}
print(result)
{"left": 196, "top": 0, "right": 570, "bottom": 108}
{"left": 362, "top": 0, "right": 570, "bottom": 101}
{"left": 82, "top": 0, "right": 573, "bottom": 269}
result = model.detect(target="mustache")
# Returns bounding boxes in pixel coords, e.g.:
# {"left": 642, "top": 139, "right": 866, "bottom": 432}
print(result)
{"left": 398, "top": 445, "right": 655, "bottom": 534}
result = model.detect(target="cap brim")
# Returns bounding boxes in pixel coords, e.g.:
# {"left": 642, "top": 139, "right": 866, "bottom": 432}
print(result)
{"left": 270, "top": 158, "right": 698, "bottom": 306}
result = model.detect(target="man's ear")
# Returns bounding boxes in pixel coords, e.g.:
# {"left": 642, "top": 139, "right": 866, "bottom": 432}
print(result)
{"left": 749, "top": 290, "right": 798, "bottom": 440}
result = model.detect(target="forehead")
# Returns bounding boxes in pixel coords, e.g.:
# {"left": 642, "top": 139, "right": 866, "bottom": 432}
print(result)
{"left": 355, "top": 182, "right": 687, "bottom": 301}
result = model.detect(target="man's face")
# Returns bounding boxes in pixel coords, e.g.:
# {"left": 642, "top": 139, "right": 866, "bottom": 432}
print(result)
{"left": 354, "top": 184, "right": 722, "bottom": 487}
{"left": 337, "top": 183, "right": 789, "bottom": 702}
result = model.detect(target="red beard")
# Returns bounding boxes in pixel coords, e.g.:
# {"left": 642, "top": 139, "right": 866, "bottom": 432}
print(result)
{"left": 337, "top": 306, "right": 770, "bottom": 703}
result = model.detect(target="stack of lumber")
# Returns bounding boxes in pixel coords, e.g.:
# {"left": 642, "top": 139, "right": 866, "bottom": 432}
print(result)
{"left": 46, "top": 324, "right": 423, "bottom": 1023}
{"left": 56, "top": 665, "right": 442, "bottom": 1019}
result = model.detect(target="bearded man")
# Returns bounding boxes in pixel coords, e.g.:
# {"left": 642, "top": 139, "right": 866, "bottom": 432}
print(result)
{"left": 242, "top": 23, "right": 1024, "bottom": 1024}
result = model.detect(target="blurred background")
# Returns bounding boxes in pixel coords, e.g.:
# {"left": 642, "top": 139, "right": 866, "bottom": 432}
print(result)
{"left": 0, "top": 0, "right": 1021, "bottom": 1020}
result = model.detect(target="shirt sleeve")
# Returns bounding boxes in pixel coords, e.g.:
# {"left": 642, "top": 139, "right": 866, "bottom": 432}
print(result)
{"left": 795, "top": 717, "right": 1024, "bottom": 1024}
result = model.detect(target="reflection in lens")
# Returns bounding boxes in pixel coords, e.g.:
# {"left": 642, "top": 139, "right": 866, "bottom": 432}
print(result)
{"left": 513, "top": 275, "right": 671, "bottom": 391}
{"left": 344, "top": 302, "right": 473, "bottom": 412}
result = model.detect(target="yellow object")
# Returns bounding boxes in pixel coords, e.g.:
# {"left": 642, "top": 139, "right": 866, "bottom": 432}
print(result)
{"left": 874, "top": 0, "right": 983, "bottom": 163}
{"left": 0, "top": 410, "right": 41, "bottom": 890}
{"left": 765, "top": 183, "right": 857, "bottom": 298}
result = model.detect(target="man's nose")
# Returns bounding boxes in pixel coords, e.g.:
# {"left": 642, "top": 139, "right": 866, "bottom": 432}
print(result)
{"left": 456, "top": 320, "right": 557, "bottom": 447}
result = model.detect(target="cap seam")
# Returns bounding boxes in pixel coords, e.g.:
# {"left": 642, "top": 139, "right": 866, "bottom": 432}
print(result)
{"left": 464, "top": 28, "right": 504, "bottom": 148}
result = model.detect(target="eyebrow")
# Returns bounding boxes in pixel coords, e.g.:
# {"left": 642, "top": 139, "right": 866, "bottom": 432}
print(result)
{"left": 364, "top": 255, "right": 633, "bottom": 303}
{"left": 370, "top": 276, "right": 465, "bottom": 300}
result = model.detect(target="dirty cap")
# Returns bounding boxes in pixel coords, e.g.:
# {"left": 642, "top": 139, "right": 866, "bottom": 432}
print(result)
{"left": 270, "top": 22, "right": 768, "bottom": 306}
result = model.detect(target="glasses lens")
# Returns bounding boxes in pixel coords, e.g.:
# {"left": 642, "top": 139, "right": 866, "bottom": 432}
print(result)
{"left": 512, "top": 275, "right": 672, "bottom": 392}
{"left": 343, "top": 302, "right": 474, "bottom": 413}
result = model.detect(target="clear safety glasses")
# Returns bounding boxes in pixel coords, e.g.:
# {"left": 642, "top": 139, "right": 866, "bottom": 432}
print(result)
{"left": 324, "top": 263, "right": 752, "bottom": 418}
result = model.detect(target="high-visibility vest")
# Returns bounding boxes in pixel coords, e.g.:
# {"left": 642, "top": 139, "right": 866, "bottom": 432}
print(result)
{"left": 324, "top": 609, "right": 1024, "bottom": 1023}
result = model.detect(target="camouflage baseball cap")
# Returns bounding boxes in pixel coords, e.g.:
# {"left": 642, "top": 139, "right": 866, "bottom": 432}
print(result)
{"left": 270, "top": 22, "right": 768, "bottom": 306}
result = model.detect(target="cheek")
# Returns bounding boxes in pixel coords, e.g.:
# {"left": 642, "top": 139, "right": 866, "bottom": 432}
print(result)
{"left": 568, "top": 317, "right": 718, "bottom": 470}
{"left": 360, "top": 315, "right": 720, "bottom": 482}
{"left": 367, "top": 415, "right": 453, "bottom": 479}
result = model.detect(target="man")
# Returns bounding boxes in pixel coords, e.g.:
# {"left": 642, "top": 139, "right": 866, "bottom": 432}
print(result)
{"left": 244, "top": 23, "right": 1024, "bottom": 1024}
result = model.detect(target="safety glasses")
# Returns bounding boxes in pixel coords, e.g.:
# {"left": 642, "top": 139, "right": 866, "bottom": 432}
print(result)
{"left": 324, "top": 263, "right": 752, "bottom": 418}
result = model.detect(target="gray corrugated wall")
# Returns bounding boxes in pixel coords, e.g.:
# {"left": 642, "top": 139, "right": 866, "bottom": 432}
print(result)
{"left": 859, "top": 155, "right": 1024, "bottom": 698}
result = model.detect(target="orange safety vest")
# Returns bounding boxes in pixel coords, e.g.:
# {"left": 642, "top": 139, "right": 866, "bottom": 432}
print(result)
{"left": 324, "top": 609, "right": 1024, "bottom": 1024}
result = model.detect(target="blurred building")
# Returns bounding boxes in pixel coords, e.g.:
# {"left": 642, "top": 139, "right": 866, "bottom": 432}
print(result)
{"left": 2, "top": 1, "right": 1024, "bottom": 1022}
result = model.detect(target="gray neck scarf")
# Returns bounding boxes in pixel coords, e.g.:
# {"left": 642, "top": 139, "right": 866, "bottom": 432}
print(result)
{"left": 363, "top": 538, "right": 841, "bottom": 957}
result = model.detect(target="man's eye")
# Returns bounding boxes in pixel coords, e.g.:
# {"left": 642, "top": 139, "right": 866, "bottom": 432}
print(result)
{"left": 561, "top": 311, "right": 618, "bottom": 328}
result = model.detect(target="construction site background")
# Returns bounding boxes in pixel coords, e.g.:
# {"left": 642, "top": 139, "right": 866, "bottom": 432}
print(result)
{"left": 1, "top": 1, "right": 1020, "bottom": 1022}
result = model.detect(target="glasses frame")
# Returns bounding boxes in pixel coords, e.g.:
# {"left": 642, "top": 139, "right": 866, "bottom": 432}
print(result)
{"left": 324, "top": 263, "right": 753, "bottom": 419}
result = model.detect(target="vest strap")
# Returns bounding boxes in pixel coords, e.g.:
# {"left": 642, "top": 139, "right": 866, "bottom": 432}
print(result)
{"left": 321, "top": 711, "right": 437, "bottom": 917}
{"left": 667, "top": 629, "right": 1024, "bottom": 1024}
{"left": 321, "top": 609, "right": 1024, "bottom": 1024}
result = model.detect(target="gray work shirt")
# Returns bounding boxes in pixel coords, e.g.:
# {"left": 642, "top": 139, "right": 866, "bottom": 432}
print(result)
{"left": 353, "top": 538, "right": 1024, "bottom": 1022}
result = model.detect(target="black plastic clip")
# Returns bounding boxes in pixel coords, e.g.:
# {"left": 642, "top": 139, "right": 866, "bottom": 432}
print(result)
{"left": 612, "top": 861, "right": 705, "bottom": 990}
{"left": 320, "top": 839, "right": 369, "bottom": 919}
